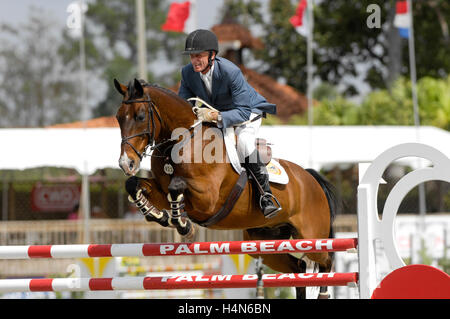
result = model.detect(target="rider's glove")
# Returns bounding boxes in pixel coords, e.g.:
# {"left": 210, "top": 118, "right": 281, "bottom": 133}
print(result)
{"left": 194, "top": 107, "right": 216, "bottom": 123}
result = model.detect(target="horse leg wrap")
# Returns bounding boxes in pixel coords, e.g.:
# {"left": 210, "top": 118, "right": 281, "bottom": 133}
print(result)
{"left": 167, "top": 193, "right": 195, "bottom": 239}
{"left": 318, "top": 291, "right": 330, "bottom": 299}
{"left": 128, "top": 189, "right": 170, "bottom": 227}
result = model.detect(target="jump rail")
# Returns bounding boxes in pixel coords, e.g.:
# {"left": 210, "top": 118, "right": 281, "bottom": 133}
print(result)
{"left": 0, "top": 272, "right": 358, "bottom": 293}
{"left": 0, "top": 238, "right": 358, "bottom": 259}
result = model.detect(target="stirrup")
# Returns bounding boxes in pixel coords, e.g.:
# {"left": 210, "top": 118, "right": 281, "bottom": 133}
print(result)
{"left": 259, "top": 192, "right": 282, "bottom": 218}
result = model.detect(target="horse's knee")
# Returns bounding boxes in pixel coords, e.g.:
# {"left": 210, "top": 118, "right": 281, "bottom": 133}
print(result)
{"left": 168, "top": 176, "right": 187, "bottom": 198}
{"left": 125, "top": 176, "right": 140, "bottom": 199}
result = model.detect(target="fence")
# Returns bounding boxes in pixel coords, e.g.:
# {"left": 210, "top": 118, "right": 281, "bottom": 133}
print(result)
{"left": 0, "top": 219, "right": 243, "bottom": 278}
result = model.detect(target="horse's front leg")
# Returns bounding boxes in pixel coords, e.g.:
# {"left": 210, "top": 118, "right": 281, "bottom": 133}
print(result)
{"left": 125, "top": 176, "right": 171, "bottom": 228}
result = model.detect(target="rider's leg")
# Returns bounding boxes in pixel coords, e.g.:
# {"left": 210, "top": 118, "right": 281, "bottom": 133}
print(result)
{"left": 236, "top": 114, "right": 281, "bottom": 218}
{"left": 244, "top": 149, "right": 281, "bottom": 218}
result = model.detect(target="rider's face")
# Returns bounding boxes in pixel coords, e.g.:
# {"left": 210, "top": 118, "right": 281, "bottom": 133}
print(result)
{"left": 190, "top": 51, "right": 214, "bottom": 74}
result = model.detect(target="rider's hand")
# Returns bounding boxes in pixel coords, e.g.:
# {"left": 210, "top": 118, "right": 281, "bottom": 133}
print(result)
{"left": 194, "top": 108, "right": 218, "bottom": 122}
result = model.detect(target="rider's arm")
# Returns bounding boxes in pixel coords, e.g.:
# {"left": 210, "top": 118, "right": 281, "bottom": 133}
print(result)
{"left": 178, "top": 68, "right": 195, "bottom": 101}
{"left": 218, "top": 69, "right": 252, "bottom": 128}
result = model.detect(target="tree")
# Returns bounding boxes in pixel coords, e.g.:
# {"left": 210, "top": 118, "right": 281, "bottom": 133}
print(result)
{"left": 256, "top": 0, "right": 309, "bottom": 92}
{"left": 243, "top": 0, "right": 450, "bottom": 97}
{"left": 0, "top": 7, "right": 82, "bottom": 127}
{"left": 221, "top": 0, "right": 265, "bottom": 26}
{"left": 287, "top": 76, "right": 450, "bottom": 129}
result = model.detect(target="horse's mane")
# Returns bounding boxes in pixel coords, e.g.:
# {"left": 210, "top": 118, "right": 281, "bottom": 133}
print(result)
{"left": 137, "top": 80, "right": 193, "bottom": 108}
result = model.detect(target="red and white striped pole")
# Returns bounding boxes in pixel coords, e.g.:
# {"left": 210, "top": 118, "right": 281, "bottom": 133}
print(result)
{"left": 0, "top": 272, "right": 358, "bottom": 293}
{"left": 0, "top": 238, "right": 357, "bottom": 259}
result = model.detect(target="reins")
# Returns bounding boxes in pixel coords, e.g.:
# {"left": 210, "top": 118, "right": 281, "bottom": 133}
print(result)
{"left": 121, "top": 92, "right": 199, "bottom": 161}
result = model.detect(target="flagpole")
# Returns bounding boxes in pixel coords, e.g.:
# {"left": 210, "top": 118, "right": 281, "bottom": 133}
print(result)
{"left": 136, "top": 0, "right": 147, "bottom": 81}
{"left": 407, "top": 0, "right": 426, "bottom": 212}
{"left": 406, "top": 0, "right": 426, "bottom": 263}
{"left": 191, "top": 0, "right": 197, "bottom": 31}
{"left": 407, "top": 0, "right": 420, "bottom": 135}
{"left": 307, "top": 0, "right": 314, "bottom": 168}
{"left": 78, "top": 0, "right": 90, "bottom": 244}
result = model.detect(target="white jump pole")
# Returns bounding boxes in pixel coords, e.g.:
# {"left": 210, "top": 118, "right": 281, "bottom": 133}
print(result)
{"left": 357, "top": 143, "right": 450, "bottom": 298}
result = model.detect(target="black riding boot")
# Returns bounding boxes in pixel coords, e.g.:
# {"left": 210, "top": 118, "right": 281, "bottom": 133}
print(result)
{"left": 244, "top": 150, "right": 282, "bottom": 218}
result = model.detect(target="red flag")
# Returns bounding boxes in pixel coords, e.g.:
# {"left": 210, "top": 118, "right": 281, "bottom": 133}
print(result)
{"left": 289, "top": 0, "right": 308, "bottom": 37}
{"left": 161, "top": 1, "right": 191, "bottom": 33}
{"left": 396, "top": 1, "right": 408, "bottom": 14}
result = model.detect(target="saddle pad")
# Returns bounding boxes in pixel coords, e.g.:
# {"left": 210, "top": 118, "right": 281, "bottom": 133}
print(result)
{"left": 223, "top": 127, "right": 289, "bottom": 185}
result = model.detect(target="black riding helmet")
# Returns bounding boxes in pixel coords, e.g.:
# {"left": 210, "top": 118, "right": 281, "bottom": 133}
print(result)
{"left": 182, "top": 29, "right": 219, "bottom": 55}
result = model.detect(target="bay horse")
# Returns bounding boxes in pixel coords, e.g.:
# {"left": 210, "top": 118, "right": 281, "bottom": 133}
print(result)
{"left": 114, "top": 78, "right": 340, "bottom": 299}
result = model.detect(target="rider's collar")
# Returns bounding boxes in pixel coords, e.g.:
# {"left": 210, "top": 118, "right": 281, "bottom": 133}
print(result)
{"left": 200, "top": 62, "right": 214, "bottom": 78}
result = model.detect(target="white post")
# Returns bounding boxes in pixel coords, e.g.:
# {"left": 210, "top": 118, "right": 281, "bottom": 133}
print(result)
{"left": 357, "top": 184, "right": 378, "bottom": 299}
{"left": 357, "top": 143, "right": 450, "bottom": 298}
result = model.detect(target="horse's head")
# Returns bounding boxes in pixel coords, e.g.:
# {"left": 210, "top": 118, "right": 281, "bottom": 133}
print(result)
{"left": 114, "top": 78, "right": 159, "bottom": 176}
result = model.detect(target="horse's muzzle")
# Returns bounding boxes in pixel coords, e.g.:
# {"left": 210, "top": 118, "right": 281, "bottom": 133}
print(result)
{"left": 119, "top": 152, "right": 140, "bottom": 176}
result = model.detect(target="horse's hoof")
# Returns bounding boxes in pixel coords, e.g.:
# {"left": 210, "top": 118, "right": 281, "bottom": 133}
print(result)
{"left": 318, "top": 292, "right": 330, "bottom": 299}
{"left": 182, "top": 223, "right": 196, "bottom": 242}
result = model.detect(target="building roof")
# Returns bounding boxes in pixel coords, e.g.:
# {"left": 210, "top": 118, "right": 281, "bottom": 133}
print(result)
{"left": 212, "top": 23, "right": 264, "bottom": 50}
{"left": 239, "top": 66, "right": 309, "bottom": 119}
{"left": 47, "top": 116, "right": 119, "bottom": 128}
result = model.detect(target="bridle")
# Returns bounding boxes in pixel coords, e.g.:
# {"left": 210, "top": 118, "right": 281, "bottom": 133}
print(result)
{"left": 121, "top": 93, "right": 162, "bottom": 160}
{"left": 120, "top": 89, "right": 201, "bottom": 163}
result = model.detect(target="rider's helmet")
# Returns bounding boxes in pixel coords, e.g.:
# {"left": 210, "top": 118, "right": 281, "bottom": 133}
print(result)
{"left": 182, "top": 29, "right": 219, "bottom": 55}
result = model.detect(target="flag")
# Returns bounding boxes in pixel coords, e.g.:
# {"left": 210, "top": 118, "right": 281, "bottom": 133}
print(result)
{"left": 289, "top": 0, "right": 308, "bottom": 37}
{"left": 161, "top": 1, "right": 191, "bottom": 33}
{"left": 394, "top": 1, "right": 410, "bottom": 38}
{"left": 66, "top": 1, "right": 88, "bottom": 39}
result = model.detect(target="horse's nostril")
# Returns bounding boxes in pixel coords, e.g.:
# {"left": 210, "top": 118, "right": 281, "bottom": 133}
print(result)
{"left": 129, "top": 160, "right": 135, "bottom": 171}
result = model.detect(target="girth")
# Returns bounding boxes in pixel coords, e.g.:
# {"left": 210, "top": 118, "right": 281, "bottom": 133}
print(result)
{"left": 188, "top": 169, "right": 248, "bottom": 227}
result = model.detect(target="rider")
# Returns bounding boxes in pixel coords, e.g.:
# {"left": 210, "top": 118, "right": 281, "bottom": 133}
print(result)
{"left": 178, "top": 29, "right": 281, "bottom": 218}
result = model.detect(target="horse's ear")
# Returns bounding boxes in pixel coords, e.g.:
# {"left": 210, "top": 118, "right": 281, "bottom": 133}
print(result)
{"left": 134, "top": 78, "right": 144, "bottom": 98}
{"left": 114, "top": 78, "right": 127, "bottom": 96}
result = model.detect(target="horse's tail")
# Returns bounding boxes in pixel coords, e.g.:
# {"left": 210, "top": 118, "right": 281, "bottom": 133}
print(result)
{"left": 305, "top": 169, "right": 341, "bottom": 240}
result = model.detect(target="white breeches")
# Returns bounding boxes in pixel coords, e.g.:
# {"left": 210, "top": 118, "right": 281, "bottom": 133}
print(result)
{"left": 235, "top": 113, "right": 262, "bottom": 161}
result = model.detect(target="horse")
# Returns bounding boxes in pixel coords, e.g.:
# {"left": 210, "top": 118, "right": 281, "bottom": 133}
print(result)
{"left": 114, "top": 78, "right": 340, "bottom": 299}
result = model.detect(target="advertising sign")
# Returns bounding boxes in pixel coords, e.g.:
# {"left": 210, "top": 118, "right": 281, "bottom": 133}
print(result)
{"left": 31, "top": 184, "right": 81, "bottom": 212}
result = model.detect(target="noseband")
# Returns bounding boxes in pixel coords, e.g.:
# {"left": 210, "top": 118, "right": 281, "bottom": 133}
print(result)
{"left": 121, "top": 94, "right": 162, "bottom": 160}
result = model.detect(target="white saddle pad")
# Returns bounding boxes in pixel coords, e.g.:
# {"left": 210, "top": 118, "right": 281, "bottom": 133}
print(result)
{"left": 222, "top": 127, "right": 289, "bottom": 185}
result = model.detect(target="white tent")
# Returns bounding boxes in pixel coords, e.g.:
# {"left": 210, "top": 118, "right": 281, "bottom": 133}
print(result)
{"left": 0, "top": 128, "right": 122, "bottom": 174}
{"left": 0, "top": 126, "right": 448, "bottom": 174}
{"left": 258, "top": 125, "right": 450, "bottom": 170}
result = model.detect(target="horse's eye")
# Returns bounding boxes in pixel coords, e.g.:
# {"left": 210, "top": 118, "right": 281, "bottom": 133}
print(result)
{"left": 136, "top": 113, "right": 146, "bottom": 122}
